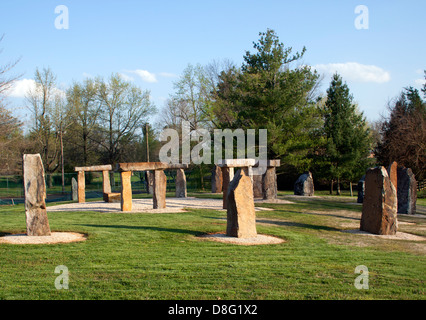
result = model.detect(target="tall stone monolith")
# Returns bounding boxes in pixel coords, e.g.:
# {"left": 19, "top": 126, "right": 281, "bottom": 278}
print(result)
{"left": 226, "top": 169, "right": 257, "bottom": 238}
{"left": 175, "top": 169, "right": 187, "bottom": 198}
{"left": 397, "top": 167, "right": 417, "bottom": 215}
{"left": 360, "top": 166, "right": 398, "bottom": 235}
{"left": 23, "top": 154, "right": 51, "bottom": 236}
{"left": 211, "top": 165, "right": 223, "bottom": 193}
{"left": 153, "top": 170, "right": 167, "bottom": 209}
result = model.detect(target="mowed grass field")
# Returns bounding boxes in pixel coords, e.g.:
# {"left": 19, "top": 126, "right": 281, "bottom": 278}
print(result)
{"left": 0, "top": 192, "right": 425, "bottom": 300}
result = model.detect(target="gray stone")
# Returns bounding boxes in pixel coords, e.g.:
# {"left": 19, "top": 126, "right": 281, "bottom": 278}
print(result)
{"left": 360, "top": 166, "right": 398, "bottom": 235}
{"left": 23, "top": 154, "right": 51, "bottom": 236}
{"left": 211, "top": 165, "right": 223, "bottom": 193}
{"left": 226, "top": 169, "right": 257, "bottom": 238}
{"left": 175, "top": 169, "right": 187, "bottom": 198}
{"left": 145, "top": 170, "right": 154, "bottom": 194}
{"left": 357, "top": 175, "right": 366, "bottom": 203}
{"left": 294, "top": 171, "right": 314, "bottom": 196}
{"left": 71, "top": 177, "right": 78, "bottom": 201}
{"left": 397, "top": 167, "right": 417, "bottom": 214}
{"left": 252, "top": 174, "right": 263, "bottom": 199}
{"left": 262, "top": 167, "right": 278, "bottom": 200}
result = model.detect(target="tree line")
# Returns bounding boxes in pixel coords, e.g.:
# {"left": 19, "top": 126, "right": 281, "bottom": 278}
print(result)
{"left": 0, "top": 30, "right": 425, "bottom": 192}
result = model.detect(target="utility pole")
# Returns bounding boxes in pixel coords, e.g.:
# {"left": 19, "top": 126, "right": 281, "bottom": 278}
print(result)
{"left": 145, "top": 123, "right": 149, "bottom": 162}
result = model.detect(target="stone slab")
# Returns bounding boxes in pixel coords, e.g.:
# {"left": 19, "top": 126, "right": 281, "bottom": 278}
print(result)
{"left": 360, "top": 166, "right": 398, "bottom": 235}
{"left": 23, "top": 154, "right": 51, "bottom": 236}
{"left": 217, "top": 159, "right": 256, "bottom": 168}
{"left": 75, "top": 165, "right": 112, "bottom": 172}
{"left": 226, "top": 168, "right": 257, "bottom": 238}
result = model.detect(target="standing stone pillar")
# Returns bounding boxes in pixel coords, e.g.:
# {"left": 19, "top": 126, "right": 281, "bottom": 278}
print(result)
{"left": 71, "top": 177, "right": 78, "bottom": 201}
{"left": 23, "top": 154, "right": 51, "bottom": 236}
{"left": 357, "top": 175, "right": 366, "bottom": 203}
{"left": 221, "top": 167, "right": 234, "bottom": 209}
{"left": 360, "top": 166, "right": 398, "bottom": 235}
{"left": 175, "top": 169, "right": 187, "bottom": 198}
{"left": 120, "top": 171, "right": 132, "bottom": 212}
{"left": 153, "top": 170, "right": 167, "bottom": 209}
{"left": 263, "top": 167, "right": 278, "bottom": 200}
{"left": 77, "top": 171, "right": 85, "bottom": 203}
{"left": 226, "top": 169, "right": 257, "bottom": 238}
{"left": 145, "top": 171, "right": 154, "bottom": 195}
{"left": 211, "top": 165, "right": 223, "bottom": 193}
{"left": 397, "top": 167, "right": 417, "bottom": 214}
{"left": 102, "top": 170, "right": 112, "bottom": 194}
{"left": 387, "top": 161, "right": 398, "bottom": 191}
{"left": 252, "top": 174, "right": 263, "bottom": 199}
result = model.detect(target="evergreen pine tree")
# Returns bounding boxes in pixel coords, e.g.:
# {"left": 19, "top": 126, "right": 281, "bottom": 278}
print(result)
{"left": 323, "top": 73, "right": 372, "bottom": 194}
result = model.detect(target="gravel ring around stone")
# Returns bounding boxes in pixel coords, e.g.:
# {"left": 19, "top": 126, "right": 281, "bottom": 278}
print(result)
{"left": 0, "top": 232, "right": 87, "bottom": 245}
{"left": 342, "top": 229, "right": 426, "bottom": 241}
{"left": 198, "top": 232, "right": 285, "bottom": 245}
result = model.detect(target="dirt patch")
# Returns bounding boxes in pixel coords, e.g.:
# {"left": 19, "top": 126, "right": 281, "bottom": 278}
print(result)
{"left": 0, "top": 232, "right": 87, "bottom": 245}
{"left": 198, "top": 232, "right": 285, "bottom": 245}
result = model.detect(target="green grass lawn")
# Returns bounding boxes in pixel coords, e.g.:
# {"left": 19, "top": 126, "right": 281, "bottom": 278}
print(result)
{"left": 0, "top": 194, "right": 425, "bottom": 300}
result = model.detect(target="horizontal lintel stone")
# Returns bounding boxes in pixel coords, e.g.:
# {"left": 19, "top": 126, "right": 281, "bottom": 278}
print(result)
{"left": 75, "top": 165, "right": 113, "bottom": 172}
{"left": 117, "top": 162, "right": 189, "bottom": 172}
{"left": 217, "top": 159, "right": 256, "bottom": 168}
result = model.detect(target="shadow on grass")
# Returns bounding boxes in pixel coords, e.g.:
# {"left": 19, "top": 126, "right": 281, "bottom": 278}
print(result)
{"left": 201, "top": 216, "right": 341, "bottom": 232}
{"left": 76, "top": 224, "right": 202, "bottom": 236}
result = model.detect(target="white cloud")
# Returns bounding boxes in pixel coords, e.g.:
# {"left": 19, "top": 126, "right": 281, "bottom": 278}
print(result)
{"left": 314, "top": 62, "right": 391, "bottom": 83}
{"left": 118, "top": 73, "right": 134, "bottom": 82}
{"left": 8, "top": 78, "right": 65, "bottom": 99}
{"left": 415, "top": 78, "right": 426, "bottom": 86}
{"left": 8, "top": 78, "right": 37, "bottom": 97}
{"left": 124, "top": 69, "right": 157, "bottom": 83}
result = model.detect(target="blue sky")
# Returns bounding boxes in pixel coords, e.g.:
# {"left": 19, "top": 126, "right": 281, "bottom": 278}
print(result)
{"left": 1, "top": 0, "right": 425, "bottom": 128}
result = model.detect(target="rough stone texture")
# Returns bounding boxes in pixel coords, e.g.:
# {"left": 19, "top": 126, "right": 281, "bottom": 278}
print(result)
{"left": 153, "top": 170, "right": 167, "bottom": 209}
{"left": 221, "top": 167, "right": 234, "bottom": 209}
{"left": 75, "top": 165, "right": 112, "bottom": 172}
{"left": 211, "top": 165, "right": 223, "bottom": 193}
{"left": 120, "top": 171, "right": 132, "bottom": 211}
{"left": 77, "top": 171, "right": 85, "bottom": 203}
{"left": 23, "top": 154, "right": 51, "bottom": 236}
{"left": 71, "top": 177, "right": 78, "bottom": 201}
{"left": 397, "top": 167, "right": 417, "bottom": 215}
{"left": 145, "top": 171, "right": 154, "bottom": 194}
{"left": 387, "top": 161, "right": 398, "bottom": 191}
{"left": 217, "top": 159, "right": 256, "bottom": 167}
{"left": 294, "top": 171, "right": 314, "bottom": 196}
{"left": 175, "top": 169, "right": 187, "bottom": 198}
{"left": 252, "top": 174, "right": 263, "bottom": 199}
{"left": 360, "top": 166, "right": 398, "bottom": 235}
{"left": 102, "top": 170, "right": 111, "bottom": 194}
{"left": 262, "top": 167, "right": 278, "bottom": 200}
{"left": 103, "top": 192, "right": 121, "bottom": 203}
{"left": 226, "top": 169, "right": 257, "bottom": 238}
{"left": 357, "top": 175, "right": 366, "bottom": 203}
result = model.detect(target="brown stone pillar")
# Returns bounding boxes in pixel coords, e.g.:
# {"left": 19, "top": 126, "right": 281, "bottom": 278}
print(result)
{"left": 263, "top": 167, "right": 278, "bottom": 200}
{"left": 153, "top": 170, "right": 167, "bottom": 209}
{"left": 360, "top": 166, "right": 398, "bottom": 235}
{"left": 221, "top": 167, "right": 234, "bottom": 209}
{"left": 226, "top": 169, "right": 257, "bottom": 238}
{"left": 102, "top": 170, "right": 111, "bottom": 194}
{"left": 120, "top": 171, "right": 132, "bottom": 212}
{"left": 77, "top": 171, "right": 85, "bottom": 203}
{"left": 211, "top": 165, "right": 223, "bottom": 193}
